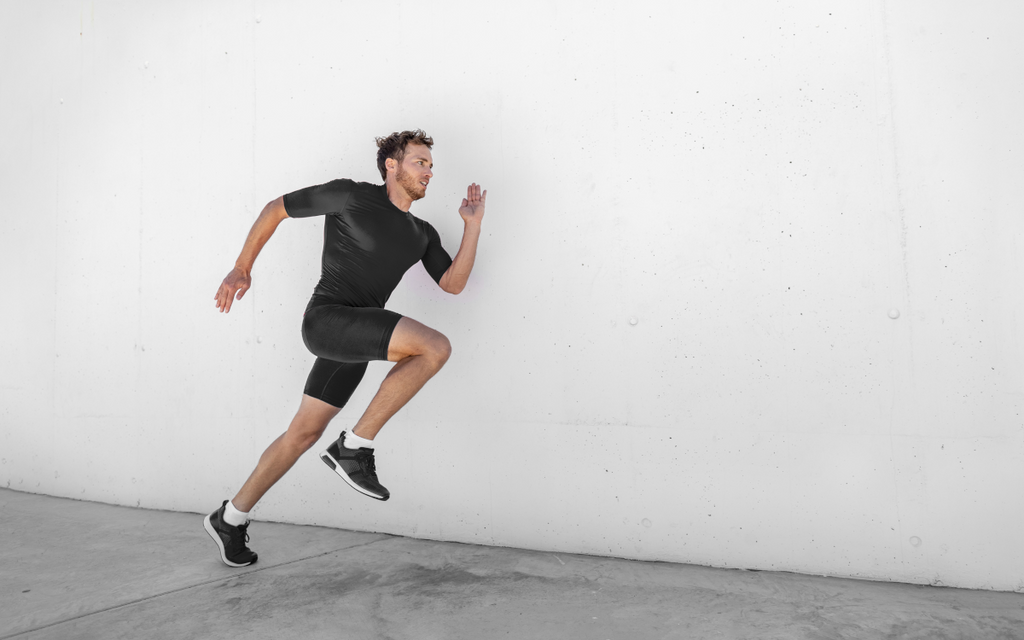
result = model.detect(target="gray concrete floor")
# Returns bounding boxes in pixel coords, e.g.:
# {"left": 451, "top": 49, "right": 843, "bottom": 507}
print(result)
{"left": 1, "top": 488, "right": 1022, "bottom": 640}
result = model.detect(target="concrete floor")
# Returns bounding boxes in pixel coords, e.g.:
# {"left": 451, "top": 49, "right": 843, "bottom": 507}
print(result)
{"left": 2, "top": 489, "right": 1022, "bottom": 640}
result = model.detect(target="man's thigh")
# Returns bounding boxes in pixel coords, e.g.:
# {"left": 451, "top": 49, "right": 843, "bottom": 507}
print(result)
{"left": 294, "top": 393, "right": 343, "bottom": 428}
{"left": 303, "top": 359, "right": 369, "bottom": 409}
{"left": 386, "top": 317, "right": 450, "bottom": 362}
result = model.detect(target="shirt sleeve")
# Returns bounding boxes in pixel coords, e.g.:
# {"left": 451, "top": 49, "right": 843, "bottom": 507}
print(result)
{"left": 283, "top": 179, "right": 354, "bottom": 218}
{"left": 421, "top": 222, "right": 454, "bottom": 285}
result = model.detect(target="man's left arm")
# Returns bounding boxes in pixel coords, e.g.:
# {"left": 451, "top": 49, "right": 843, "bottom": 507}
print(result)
{"left": 439, "top": 183, "right": 486, "bottom": 295}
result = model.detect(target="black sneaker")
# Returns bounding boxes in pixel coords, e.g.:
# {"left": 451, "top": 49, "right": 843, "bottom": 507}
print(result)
{"left": 203, "top": 500, "right": 258, "bottom": 567}
{"left": 320, "top": 433, "right": 390, "bottom": 501}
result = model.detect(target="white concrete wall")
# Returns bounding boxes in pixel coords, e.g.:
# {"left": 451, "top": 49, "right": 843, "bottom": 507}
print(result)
{"left": 2, "top": 0, "right": 1022, "bottom": 591}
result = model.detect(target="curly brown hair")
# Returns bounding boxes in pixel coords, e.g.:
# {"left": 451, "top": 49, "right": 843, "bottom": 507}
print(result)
{"left": 375, "top": 129, "right": 434, "bottom": 180}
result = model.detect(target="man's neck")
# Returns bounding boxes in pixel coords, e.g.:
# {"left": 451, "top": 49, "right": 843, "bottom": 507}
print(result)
{"left": 384, "top": 180, "right": 413, "bottom": 212}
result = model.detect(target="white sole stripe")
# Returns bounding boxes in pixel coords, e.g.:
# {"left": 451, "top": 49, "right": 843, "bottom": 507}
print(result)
{"left": 319, "top": 450, "right": 387, "bottom": 501}
{"left": 203, "top": 515, "right": 252, "bottom": 568}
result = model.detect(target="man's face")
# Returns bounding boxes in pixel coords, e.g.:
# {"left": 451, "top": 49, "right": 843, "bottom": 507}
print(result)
{"left": 394, "top": 143, "right": 433, "bottom": 201}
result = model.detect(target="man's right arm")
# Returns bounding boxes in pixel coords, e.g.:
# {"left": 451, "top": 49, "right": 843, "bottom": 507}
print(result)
{"left": 214, "top": 196, "right": 289, "bottom": 313}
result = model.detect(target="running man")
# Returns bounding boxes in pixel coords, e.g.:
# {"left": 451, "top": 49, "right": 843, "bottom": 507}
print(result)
{"left": 204, "top": 130, "right": 485, "bottom": 567}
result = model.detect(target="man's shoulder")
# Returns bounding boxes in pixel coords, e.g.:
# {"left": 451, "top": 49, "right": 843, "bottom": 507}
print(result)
{"left": 316, "top": 177, "right": 378, "bottom": 193}
{"left": 285, "top": 178, "right": 379, "bottom": 218}
{"left": 334, "top": 178, "right": 388, "bottom": 201}
{"left": 336, "top": 178, "right": 379, "bottom": 188}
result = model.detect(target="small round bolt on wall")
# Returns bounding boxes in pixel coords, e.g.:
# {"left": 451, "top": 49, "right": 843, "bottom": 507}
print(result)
{"left": 888, "top": 308, "right": 900, "bottom": 319}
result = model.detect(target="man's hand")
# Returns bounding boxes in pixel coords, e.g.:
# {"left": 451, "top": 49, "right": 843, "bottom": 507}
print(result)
{"left": 214, "top": 267, "right": 251, "bottom": 313}
{"left": 458, "top": 183, "right": 486, "bottom": 225}
{"left": 440, "top": 184, "right": 486, "bottom": 295}
{"left": 213, "top": 197, "right": 288, "bottom": 314}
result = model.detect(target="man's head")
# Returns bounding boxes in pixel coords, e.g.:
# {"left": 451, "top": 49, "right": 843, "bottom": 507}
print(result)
{"left": 376, "top": 130, "right": 434, "bottom": 202}
{"left": 376, "top": 130, "right": 434, "bottom": 178}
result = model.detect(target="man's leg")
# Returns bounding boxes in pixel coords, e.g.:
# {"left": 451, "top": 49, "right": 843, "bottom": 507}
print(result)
{"left": 204, "top": 394, "right": 339, "bottom": 567}
{"left": 233, "top": 394, "right": 341, "bottom": 511}
{"left": 351, "top": 316, "right": 451, "bottom": 440}
{"left": 319, "top": 317, "right": 450, "bottom": 500}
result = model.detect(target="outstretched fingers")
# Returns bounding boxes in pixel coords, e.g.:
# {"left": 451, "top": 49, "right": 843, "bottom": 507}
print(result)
{"left": 458, "top": 183, "right": 486, "bottom": 223}
{"left": 466, "top": 182, "right": 485, "bottom": 203}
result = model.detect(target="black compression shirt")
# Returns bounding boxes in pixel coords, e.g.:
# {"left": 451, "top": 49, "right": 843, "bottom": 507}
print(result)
{"left": 283, "top": 179, "right": 453, "bottom": 308}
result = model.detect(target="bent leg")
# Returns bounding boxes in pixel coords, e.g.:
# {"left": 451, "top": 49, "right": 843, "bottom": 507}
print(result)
{"left": 232, "top": 394, "right": 340, "bottom": 512}
{"left": 351, "top": 317, "right": 451, "bottom": 440}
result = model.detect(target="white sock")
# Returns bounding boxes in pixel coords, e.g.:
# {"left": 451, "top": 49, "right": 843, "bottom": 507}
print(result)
{"left": 343, "top": 430, "right": 375, "bottom": 450}
{"left": 223, "top": 500, "right": 250, "bottom": 527}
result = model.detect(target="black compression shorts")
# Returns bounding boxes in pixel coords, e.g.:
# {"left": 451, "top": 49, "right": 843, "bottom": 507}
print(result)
{"left": 300, "top": 301, "right": 402, "bottom": 408}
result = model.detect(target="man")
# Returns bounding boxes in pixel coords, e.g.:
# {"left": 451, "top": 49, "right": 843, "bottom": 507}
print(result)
{"left": 204, "top": 130, "right": 485, "bottom": 567}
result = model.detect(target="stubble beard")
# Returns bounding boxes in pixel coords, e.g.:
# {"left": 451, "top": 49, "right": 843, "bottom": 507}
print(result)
{"left": 396, "top": 165, "right": 426, "bottom": 201}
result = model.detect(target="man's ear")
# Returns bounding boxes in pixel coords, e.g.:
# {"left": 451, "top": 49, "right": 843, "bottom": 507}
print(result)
{"left": 385, "top": 157, "right": 397, "bottom": 173}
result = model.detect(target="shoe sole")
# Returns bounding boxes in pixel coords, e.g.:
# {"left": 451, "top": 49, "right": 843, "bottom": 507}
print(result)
{"left": 203, "top": 515, "right": 256, "bottom": 568}
{"left": 319, "top": 449, "right": 389, "bottom": 501}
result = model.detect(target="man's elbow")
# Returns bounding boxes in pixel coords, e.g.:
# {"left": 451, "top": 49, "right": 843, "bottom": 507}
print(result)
{"left": 439, "top": 272, "right": 465, "bottom": 295}
{"left": 262, "top": 196, "right": 289, "bottom": 222}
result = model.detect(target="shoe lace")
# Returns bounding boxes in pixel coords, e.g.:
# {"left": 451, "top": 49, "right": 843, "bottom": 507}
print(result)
{"left": 357, "top": 449, "right": 378, "bottom": 479}
{"left": 236, "top": 521, "right": 251, "bottom": 544}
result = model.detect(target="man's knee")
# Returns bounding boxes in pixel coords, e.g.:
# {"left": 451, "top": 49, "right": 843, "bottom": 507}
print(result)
{"left": 389, "top": 318, "right": 452, "bottom": 365}
{"left": 287, "top": 423, "right": 326, "bottom": 452}
{"left": 288, "top": 396, "right": 338, "bottom": 450}
{"left": 427, "top": 332, "right": 452, "bottom": 368}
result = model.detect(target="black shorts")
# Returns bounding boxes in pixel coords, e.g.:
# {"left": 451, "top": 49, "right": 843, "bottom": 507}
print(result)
{"left": 300, "top": 301, "right": 402, "bottom": 408}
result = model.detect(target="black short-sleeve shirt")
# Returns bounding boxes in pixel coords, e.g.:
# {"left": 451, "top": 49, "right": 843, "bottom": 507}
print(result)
{"left": 284, "top": 179, "right": 453, "bottom": 308}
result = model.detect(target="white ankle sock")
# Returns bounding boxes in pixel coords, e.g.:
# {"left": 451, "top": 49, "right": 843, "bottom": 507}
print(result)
{"left": 223, "top": 500, "right": 250, "bottom": 527}
{"left": 343, "top": 431, "right": 375, "bottom": 450}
